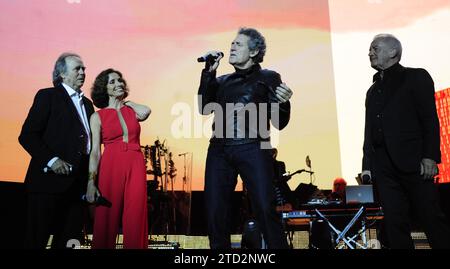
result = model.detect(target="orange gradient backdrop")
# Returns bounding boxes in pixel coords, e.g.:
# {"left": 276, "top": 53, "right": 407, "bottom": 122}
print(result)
{"left": 2, "top": 1, "right": 450, "bottom": 190}
{"left": 0, "top": 0, "right": 341, "bottom": 191}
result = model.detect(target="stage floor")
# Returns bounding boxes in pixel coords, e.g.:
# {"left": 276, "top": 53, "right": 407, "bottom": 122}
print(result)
{"left": 50, "top": 229, "right": 415, "bottom": 249}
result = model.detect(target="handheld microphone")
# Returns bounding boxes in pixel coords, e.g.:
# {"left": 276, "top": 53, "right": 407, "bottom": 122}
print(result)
{"left": 197, "top": 52, "right": 224, "bottom": 62}
{"left": 81, "top": 194, "right": 112, "bottom": 207}
{"left": 178, "top": 152, "right": 188, "bottom": 156}
{"left": 361, "top": 174, "right": 372, "bottom": 185}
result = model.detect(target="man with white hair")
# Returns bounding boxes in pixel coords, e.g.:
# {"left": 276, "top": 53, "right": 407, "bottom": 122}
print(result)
{"left": 362, "top": 34, "right": 450, "bottom": 248}
{"left": 19, "top": 53, "right": 94, "bottom": 248}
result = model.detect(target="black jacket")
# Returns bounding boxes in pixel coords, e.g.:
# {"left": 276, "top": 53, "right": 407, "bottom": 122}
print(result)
{"left": 19, "top": 85, "right": 94, "bottom": 193}
{"left": 198, "top": 64, "right": 291, "bottom": 145}
{"left": 363, "top": 64, "right": 440, "bottom": 173}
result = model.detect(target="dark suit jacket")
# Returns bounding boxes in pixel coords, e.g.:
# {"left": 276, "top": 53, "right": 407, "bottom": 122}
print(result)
{"left": 19, "top": 85, "right": 94, "bottom": 193}
{"left": 363, "top": 64, "right": 441, "bottom": 173}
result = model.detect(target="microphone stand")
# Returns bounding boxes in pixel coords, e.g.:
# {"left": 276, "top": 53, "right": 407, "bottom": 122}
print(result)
{"left": 179, "top": 152, "right": 188, "bottom": 192}
{"left": 178, "top": 152, "right": 193, "bottom": 235}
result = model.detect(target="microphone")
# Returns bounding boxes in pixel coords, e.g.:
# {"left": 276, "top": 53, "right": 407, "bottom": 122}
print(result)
{"left": 362, "top": 174, "right": 372, "bottom": 185}
{"left": 197, "top": 52, "right": 224, "bottom": 62}
{"left": 81, "top": 194, "right": 112, "bottom": 207}
{"left": 178, "top": 152, "right": 188, "bottom": 156}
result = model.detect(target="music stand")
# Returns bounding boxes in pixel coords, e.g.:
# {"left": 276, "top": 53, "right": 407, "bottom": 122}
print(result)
{"left": 314, "top": 206, "right": 369, "bottom": 249}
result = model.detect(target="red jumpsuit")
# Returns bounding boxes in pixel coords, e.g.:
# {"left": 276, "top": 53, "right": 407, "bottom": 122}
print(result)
{"left": 92, "top": 106, "right": 148, "bottom": 249}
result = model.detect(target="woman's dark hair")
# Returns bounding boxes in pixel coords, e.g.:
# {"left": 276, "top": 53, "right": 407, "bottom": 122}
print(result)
{"left": 91, "top": 68, "right": 129, "bottom": 108}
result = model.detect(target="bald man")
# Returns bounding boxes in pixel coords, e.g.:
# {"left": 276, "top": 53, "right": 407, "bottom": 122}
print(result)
{"left": 361, "top": 34, "right": 450, "bottom": 249}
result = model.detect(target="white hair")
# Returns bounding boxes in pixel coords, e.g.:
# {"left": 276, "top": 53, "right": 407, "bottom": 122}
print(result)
{"left": 374, "top": 33, "right": 403, "bottom": 61}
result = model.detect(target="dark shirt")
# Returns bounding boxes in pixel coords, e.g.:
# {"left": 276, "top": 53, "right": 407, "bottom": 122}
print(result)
{"left": 369, "top": 63, "right": 402, "bottom": 147}
{"left": 198, "top": 63, "right": 291, "bottom": 145}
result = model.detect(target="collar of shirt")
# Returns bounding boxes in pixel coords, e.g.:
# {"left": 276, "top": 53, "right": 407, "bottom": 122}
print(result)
{"left": 373, "top": 63, "right": 403, "bottom": 82}
{"left": 62, "top": 83, "right": 84, "bottom": 99}
{"left": 232, "top": 63, "right": 261, "bottom": 77}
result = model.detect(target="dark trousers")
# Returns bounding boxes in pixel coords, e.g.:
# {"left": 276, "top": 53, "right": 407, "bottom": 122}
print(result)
{"left": 25, "top": 191, "right": 84, "bottom": 249}
{"left": 373, "top": 147, "right": 450, "bottom": 249}
{"left": 204, "top": 142, "right": 288, "bottom": 249}
{"left": 25, "top": 157, "right": 88, "bottom": 249}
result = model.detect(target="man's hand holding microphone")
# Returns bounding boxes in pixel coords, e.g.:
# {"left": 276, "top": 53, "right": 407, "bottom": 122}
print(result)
{"left": 49, "top": 158, "right": 73, "bottom": 175}
{"left": 198, "top": 51, "right": 224, "bottom": 72}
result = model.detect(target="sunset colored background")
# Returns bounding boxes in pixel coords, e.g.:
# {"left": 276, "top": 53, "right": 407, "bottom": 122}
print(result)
{"left": 1, "top": 0, "right": 450, "bottom": 190}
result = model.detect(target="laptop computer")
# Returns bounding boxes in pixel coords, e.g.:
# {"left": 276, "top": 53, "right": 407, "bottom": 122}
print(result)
{"left": 345, "top": 185, "right": 374, "bottom": 204}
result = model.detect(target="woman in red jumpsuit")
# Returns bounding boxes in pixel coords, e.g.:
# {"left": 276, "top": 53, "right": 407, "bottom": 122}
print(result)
{"left": 86, "top": 69, "right": 151, "bottom": 249}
